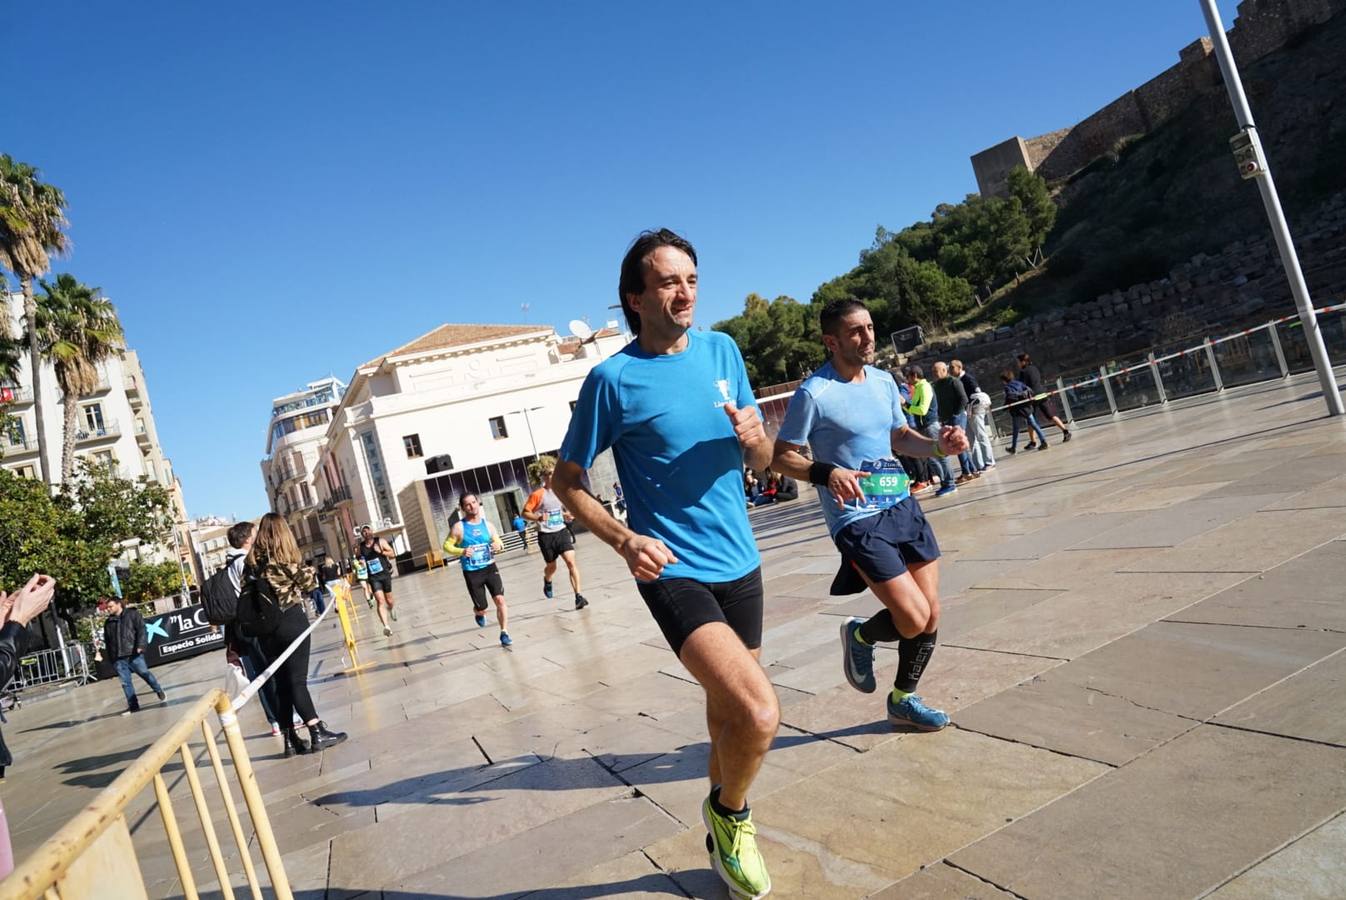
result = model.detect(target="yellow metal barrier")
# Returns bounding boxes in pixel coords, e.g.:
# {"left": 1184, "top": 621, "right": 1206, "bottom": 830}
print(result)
{"left": 332, "top": 582, "right": 371, "bottom": 675}
{"left": 0, "top": 690, "right": 290, "bottom": 900}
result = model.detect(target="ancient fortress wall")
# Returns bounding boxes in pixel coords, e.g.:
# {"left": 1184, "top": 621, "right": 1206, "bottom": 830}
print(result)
{"left": 972, "top": 0, "right": 1346, "bottom": 195}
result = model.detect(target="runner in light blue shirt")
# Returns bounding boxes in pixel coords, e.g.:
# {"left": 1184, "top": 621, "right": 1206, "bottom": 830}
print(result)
{"left": 773, "top": 299, "right": 967, "bottom": 734}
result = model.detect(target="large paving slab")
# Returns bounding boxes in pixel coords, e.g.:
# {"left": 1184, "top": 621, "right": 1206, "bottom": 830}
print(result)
{"left": 1164, "top": 539, "right": 1346, "bottom": 631}
{"left": 954, "top": 669, "right": 1197, "bottom": 766}
{"left": 948, "top": 726, "right": 1346, "bottom": 900}
{"left": 1036, "top": 620, "right": 1346, "bottom": 720}
{"left": 1211, "top": 649, "right": 1346, "bottom": 746}
{"left": 1206, "top": 812, "right": 1346, "bottom": 899}
{"left": 948, "top": 572, "right": 1249, "bottom": 660}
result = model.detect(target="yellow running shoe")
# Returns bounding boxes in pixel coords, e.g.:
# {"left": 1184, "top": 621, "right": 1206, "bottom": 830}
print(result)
{"left": 702, "top": 793, "right": 771, "bottom": 899}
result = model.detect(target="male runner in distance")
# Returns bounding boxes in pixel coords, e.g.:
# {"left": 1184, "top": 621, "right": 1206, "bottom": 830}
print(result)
{"left": 772, "top": 299, "right": 967, "bottom": 731}
{"left": 357, "top": 525, "right": 398, "bottom": 637}
{"left": 524, "top": 456, "right": 589, "bottom": 609}
{"left": 443, "top": 493, "right": 512, "bottom": 646}
{"left": 553, "top": 228, "right": 777, "bottom": 899}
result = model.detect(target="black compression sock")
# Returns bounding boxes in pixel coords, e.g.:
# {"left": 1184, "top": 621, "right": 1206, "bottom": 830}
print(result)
{"left": 859, "top": 610, "right": 902, "bottom": 644}
{"left": 710, "top": 786, "right": 749, "bottom": 820}
{"left": 895, "top": 630, "right": 938, "bottom": 693}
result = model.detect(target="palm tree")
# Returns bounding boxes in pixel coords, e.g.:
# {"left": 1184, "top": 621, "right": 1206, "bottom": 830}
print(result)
{"left": 32, "top": 274, "right": 124, "bottom": 481}
{"left": 0, "top": 155, "right": 70, "bottom": 482}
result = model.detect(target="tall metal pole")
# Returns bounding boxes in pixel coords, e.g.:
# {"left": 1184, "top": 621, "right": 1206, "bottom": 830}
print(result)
{"left": 1199, "top": 0, "right": 1343, "bottom": 416}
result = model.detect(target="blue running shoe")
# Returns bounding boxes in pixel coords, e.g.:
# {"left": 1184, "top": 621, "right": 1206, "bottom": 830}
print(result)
{"left": 840, "top": 617, "right": 876, "bottom": 693}
{"left": 500, "top": 631, "right": 513, "bottom": 647}
{"left": 475, "top": 614, "right": 486, "bottom": 628}
{"left": 887, "top": 693, "right": 949, "bottom": 732}
{"left": 934, "top": 484, "right": 957, "bottom": 498}
{"left": 543, "top": 580, "right": 554, "bottom": 599}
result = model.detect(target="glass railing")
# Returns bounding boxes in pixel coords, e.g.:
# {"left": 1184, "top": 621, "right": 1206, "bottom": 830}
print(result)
{"left": 986, "top": 303, "right": 1345, "bottom": 424}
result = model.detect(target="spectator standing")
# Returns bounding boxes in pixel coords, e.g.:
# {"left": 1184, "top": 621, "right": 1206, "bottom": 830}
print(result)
{"left": 244, "top": 513, "right": 347, "bottom": 757}
{"left": 896, "top": 378, "right": 932, "bottom": 491}
{"left": 933, "top": 361, "right": 979, "bottom": 482}
{"left": 903, "top": 365, "right": 957, "bottom": 497}
{"left": 224, "top": 521, "right": 284, "bottom": 736}
{"left": 953, "top": 360, "right": 995, "bottom": 471}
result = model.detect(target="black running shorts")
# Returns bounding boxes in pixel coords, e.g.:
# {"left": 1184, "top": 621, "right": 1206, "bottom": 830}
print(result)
{"left": 367, "top": 573, "right": 393, "bottom": 595}
{"left": 830, "top": 498, "right": 941, "bottom": 595}
{"left": 637, "top": 567, "right": 763, "bottom": 658}
{"left": 462, "top": 565, "right": 504, "bottom": 611}
{"left": 537, "top": 528, "right": 575, "bottom": 563}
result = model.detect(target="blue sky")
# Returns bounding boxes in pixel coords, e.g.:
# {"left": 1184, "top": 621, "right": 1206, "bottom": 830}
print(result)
{"left": 9, "top": 1, "right": 1211, "bottom": 519}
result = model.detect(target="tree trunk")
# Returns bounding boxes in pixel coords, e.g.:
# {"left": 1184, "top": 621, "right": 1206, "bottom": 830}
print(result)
{"left": 61, "top": 385, "right": 78, "bottom": 482}
{"left": 21, "top": 276, "right": 48, "bottom": 483}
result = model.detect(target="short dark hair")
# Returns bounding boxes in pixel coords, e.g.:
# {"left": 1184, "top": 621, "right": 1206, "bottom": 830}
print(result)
{"left": 458, "top": 492, "right": 477, "bottom": 510}
{"left": 906, "top": 364, "right": 924, "bottom": 380}
{"left": 1017, "top": 353, "right": 1031, "bottom": 364}
{"left": 819, "top": 298, "right": 869, "bottom": 337}
{"left": 227, "top": 521, "right": 255, "bottom": 549}
{"left": 618, "top": 229, "right": 697, "bottom": 335}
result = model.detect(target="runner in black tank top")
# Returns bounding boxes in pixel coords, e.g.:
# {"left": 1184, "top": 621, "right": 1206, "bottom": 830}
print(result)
{"left": 358, "top": 525, "right": 398, "bottom": 636}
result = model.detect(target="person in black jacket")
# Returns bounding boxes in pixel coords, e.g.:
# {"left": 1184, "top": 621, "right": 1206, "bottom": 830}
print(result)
{"left": 1017, "top": 353, "right": 1072, "bottom": 443}
{"left": 103, "top": 596, "right": 167, "bottom": 715}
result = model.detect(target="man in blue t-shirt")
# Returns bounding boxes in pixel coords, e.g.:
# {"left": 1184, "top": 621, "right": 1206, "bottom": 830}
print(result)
{"left": 554, "top": 229, "right": 777, "bottom": 900}
{"left": 772, "top": 299, "right": 967, "bottom": 733}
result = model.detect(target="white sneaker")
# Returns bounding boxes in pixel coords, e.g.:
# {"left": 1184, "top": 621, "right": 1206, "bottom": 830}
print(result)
{"left": 270, "top": 723, "right": 281, "bottom": 736}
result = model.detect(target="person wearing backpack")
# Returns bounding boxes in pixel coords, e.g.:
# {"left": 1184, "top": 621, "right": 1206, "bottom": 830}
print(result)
{"left": 242, "top": 513, "right": 348, "bottom": 757}
{"left": 205, "top": 520, "right": 285, "bottom": 736}
{"left": 1000, "top": 369, "right": 1048, "bottom": 454}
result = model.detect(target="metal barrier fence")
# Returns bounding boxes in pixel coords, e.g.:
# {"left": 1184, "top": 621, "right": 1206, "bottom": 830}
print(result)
{"left": 0, "top": 690, "right": 290, "bottom": 900}
{"left": 987, "top": 303, "right": 1346, "bottom": 436}
{"left": 1, "top": 644, "right": 96, "bottom": 710}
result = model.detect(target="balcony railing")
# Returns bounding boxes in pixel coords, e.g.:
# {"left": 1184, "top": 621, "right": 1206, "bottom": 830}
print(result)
{"left": 0, "top": 385, "right": 33, "bottom": 405}
{"left": 75, "top": 421, "right": 121, "bottom": 443}
{"left": 330, "top": 484, "right": 352, "bottom": 504}
{"left": 0, "top": 436, "right": 39, "bottom": 455}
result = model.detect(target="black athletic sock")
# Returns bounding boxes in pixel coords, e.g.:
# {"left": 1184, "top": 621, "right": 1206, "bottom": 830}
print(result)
{"left": 858, "top": 609, "right": 902, "bottom": 644}
{"left": 709, "top": 786, "right": 749, "bottom": 820}
{"left": 895, "top": 630, "right": 938, "bottom": 693}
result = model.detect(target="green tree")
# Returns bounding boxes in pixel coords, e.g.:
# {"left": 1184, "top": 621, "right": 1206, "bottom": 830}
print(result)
{"left": 119, "top": 560, "right": 185, "bottom": 605}
{"left": 32, "top": 274, "right": 125, "bottom": 481}
{"left": 0, "top": 460, "right": 174, "bottom": 628}
{"left": 0, "top": 156, "right": 70, "bottom": 483}
{"left": 713, "top": 294, "right": 823, "bottom": 384}
{"left": 1007, "top": 165, "right": 1057, "bottom": 261}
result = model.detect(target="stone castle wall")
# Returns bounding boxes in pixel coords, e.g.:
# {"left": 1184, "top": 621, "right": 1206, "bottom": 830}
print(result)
{"left": 905, "top": 192, "right": 1346, "bottom": 385}
{"left": 972, "top": 0, "right": 1346, "bottom": 195}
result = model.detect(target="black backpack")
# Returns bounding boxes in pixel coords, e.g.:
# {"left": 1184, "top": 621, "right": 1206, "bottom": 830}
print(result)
{"left": 235, "top": 567, "right": 283, "bottom": 636}
{"left": 200, "top": 566, "right": 240, "bottom": 626}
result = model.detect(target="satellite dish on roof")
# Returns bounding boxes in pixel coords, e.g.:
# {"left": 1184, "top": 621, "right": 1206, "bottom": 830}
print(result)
{"left": 568, "top": 319, "right": 594, "bottom": 340}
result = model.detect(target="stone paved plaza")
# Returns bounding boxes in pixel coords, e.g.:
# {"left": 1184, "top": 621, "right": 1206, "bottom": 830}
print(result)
{"left": 6, "top": 370, "right": 1346, "bottom": 899}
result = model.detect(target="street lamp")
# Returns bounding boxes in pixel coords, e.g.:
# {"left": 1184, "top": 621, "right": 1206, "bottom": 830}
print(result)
{"left": 508, "top": 406, "right": 546, "bottom": 461}
{"left": 1199, "top": 0, "right": 1343, "bottom": 417}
